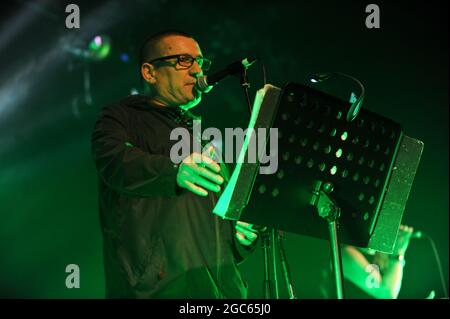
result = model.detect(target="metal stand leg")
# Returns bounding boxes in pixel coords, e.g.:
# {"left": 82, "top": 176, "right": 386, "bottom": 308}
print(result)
{"left": 328, "top": 220, "right": 345, "bottom": 299}
{"left": 276, "top": 230, "right": 297, "bottom": 299}
{"left": 261, "top": 230, "right": 273, "bottom": 299}
{"left": 271, "top": 229, "right": 279, "bottom": 299}
{"left": 261, "top": 228, "right": 297, "bottom": 299}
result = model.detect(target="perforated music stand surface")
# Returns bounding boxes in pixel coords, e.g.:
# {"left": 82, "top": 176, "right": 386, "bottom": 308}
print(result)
{"left": 215, "top": 82, "right": 423, "bottom": 252}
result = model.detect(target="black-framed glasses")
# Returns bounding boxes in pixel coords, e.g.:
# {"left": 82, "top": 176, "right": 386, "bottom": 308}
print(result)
{"left": 148, "top": 54, "right": 212, "bottom": 71}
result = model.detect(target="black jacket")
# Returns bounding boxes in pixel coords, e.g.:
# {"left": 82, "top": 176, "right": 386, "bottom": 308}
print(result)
{"left": 91, "top": 95, "right": 254, "bottom": 298}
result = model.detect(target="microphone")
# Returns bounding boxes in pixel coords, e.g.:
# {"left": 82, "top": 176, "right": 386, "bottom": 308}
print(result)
{"left": 196, "top": 57, "right": 257, "bottom": 93}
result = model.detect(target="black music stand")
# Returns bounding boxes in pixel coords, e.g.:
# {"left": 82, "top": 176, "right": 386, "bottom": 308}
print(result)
{"left": 214, "top": 82, "right": 424, "bottom": 299}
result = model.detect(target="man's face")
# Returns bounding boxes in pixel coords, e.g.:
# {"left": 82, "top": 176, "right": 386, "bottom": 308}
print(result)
{"left": 149, "top": 35, "right": 204, "bottom": 109}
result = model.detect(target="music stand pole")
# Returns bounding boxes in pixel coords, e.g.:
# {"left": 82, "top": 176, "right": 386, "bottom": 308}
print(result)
{"left": 328, "top": 216, "right": 345, "bottom": 299}
{"left": 311, "top": 181, "right": 345, "bottom": 299}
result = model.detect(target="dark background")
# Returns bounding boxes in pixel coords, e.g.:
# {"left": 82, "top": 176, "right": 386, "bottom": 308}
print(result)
{"left": 0, "top": 0, "right": 448, "bottom": 298}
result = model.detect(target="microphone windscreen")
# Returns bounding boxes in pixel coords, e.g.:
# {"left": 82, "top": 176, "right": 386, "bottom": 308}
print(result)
{"left": 196, "top": 76, "right": 213, "bottom": 93}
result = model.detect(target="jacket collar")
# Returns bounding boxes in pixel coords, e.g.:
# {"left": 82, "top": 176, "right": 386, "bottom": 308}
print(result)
{"left": 121, "top": 94, "right": 200, "bottom": 128}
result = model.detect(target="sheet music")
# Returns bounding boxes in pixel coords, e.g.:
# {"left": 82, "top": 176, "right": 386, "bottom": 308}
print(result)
{"left": 213, "top": 84, "right": 279, "bottom": 219}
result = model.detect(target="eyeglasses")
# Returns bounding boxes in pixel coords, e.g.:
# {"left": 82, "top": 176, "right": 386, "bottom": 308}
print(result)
{"left": 148, "top": 54, "right": 212, "bottom": 71}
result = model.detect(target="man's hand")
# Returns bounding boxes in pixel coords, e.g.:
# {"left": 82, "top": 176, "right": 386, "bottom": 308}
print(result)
{"left": 235, "top": 221, "right": 259, "bottom": 246}
{"left": 176, "top": 146, "right": 224, "bottom": 196}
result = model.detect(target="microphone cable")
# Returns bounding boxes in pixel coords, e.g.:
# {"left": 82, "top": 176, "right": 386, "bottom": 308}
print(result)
{"left": 419, "top": 232, "right": 448, "bottom": 298}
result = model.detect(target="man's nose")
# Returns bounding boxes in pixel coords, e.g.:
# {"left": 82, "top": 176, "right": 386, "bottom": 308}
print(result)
{"left": 189, "top": 60, "right": 203, "bottom": 76}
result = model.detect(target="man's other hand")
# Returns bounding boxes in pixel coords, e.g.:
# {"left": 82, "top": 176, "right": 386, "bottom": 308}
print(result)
{"left": 176, "top": 146, "right": 223, "bottom": 196}
{"left": 235, "top": 221, "right": 259, "bottom": 246}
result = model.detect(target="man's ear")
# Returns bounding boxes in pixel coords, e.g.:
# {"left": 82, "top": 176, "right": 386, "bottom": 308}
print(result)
{"left": 141, "top": 63, "right": 157, "bottom": 84}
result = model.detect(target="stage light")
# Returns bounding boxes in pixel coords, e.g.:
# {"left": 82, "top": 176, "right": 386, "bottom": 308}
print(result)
{"left": 64, "top": 34, "right": 111, "bottom": 61}
{"left": 87, "top": 35, "right": 111, "bottom": 61}
{"left": 120, "top": 53, "right": 130, "bottom": 63}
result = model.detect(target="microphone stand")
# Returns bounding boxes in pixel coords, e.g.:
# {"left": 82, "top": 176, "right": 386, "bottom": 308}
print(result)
{"left": 237, "top": 66, "right": 296, "bottom": 299}
{"left": 238, "top": 68, "right": 275, "bottom": 298}
{"left": 238, "top": 68, "right": 253, "bottom": 115}
{"left": 236, "top": 66, "right": 278, "bottom": 298}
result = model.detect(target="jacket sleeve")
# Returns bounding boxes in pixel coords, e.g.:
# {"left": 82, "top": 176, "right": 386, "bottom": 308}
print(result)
{"left": 91, "top": 105, "right": 180, "bottom": 197}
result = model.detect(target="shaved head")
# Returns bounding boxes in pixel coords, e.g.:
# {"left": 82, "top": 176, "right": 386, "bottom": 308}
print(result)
{"left": 139, "top": 30, "right": 195, "bottom": 66}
